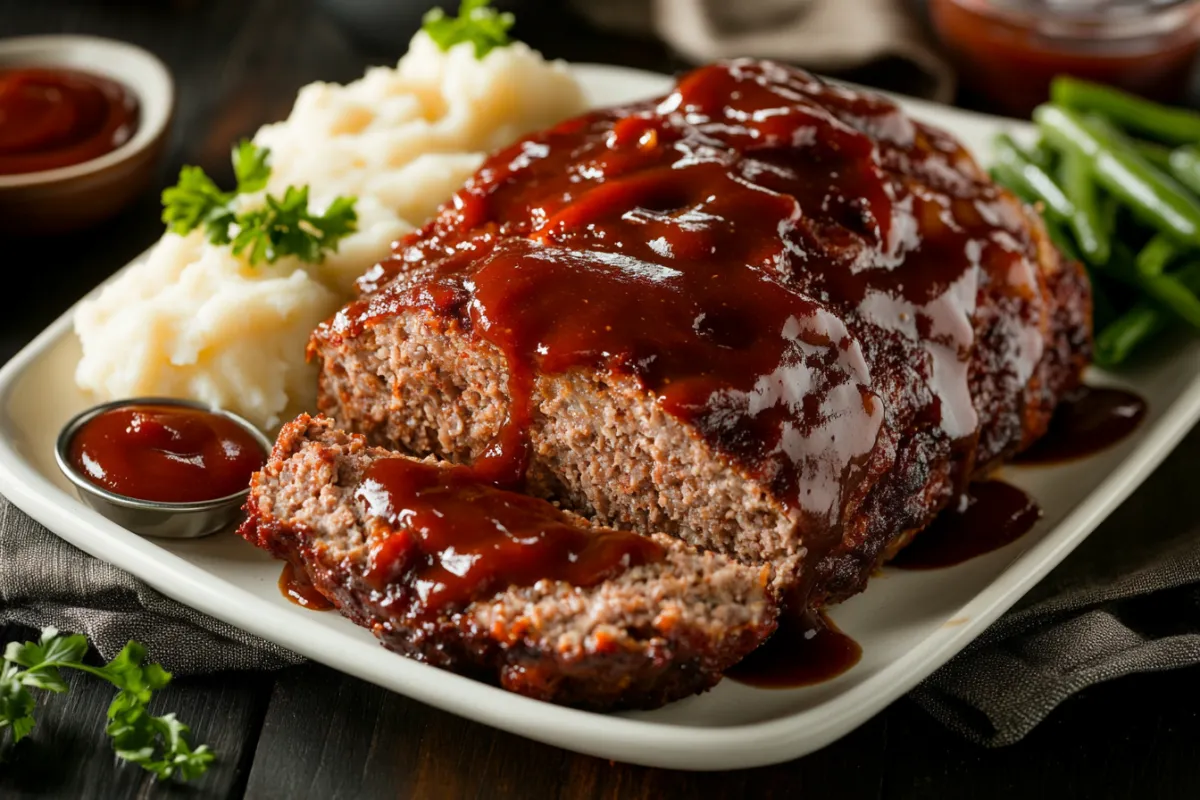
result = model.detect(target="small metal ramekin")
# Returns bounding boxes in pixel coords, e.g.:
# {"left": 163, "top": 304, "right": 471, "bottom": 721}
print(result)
{"left": 55, "top": 397, "right": 272, "bottom": 539}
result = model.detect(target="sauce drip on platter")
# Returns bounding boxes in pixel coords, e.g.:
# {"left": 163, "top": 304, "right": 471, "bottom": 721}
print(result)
{"left": 332, "top": 60, "right": 1053, "bottom": 595}
{"left": 1015, "top": 386, "right": 1147, "bottom": 465}
{"left": 725, "top": 609, "right": 861, "bottom": 688}
{"left": 68, "top": 404, "right": 266, "bottom": 504}
{"left": 0, "top": 67, "right": 138, "bottom": 175}
{"left": 279, "top": 561, "right": 334, "bottom": 610}
{"left": 890, "top": 481, "right": 1042, "bottom": 570}
{"left": 352, "top": 457, "right": 664, "bottom": 620}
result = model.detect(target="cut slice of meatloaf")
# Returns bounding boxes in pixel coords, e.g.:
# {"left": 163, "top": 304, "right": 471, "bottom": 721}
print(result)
{"left": 311, "top": 60, "right": 1090, "bottom": 607}
{"left": 239, "top": 414, "right": 778, "bottom": 710}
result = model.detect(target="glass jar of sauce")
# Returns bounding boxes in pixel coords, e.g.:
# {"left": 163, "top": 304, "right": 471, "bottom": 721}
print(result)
{"left": 930, "top": 0, "right": 1200, "bottom": 116}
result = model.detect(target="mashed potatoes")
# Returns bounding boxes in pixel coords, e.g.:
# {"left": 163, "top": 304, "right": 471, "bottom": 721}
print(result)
{"left": 74, "top": 32, "right": 585, "bottom": 428}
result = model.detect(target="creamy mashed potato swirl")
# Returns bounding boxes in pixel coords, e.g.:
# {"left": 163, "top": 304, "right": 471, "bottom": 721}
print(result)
{"left": 74, "top": 33, "right": 585, "bottom": 428}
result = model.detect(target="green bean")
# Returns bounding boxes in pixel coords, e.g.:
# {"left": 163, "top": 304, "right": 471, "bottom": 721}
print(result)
{"left": 989, "top": 164, "right": 1036, "bottom": 205}
{"left": 1135, "top": 233, "right": 1180, "bottom": 276}
{"left": 1100, "top": 192, "right": 1120, "bottom": 233}
{"left": 1104, "top": 244, "right": 1200, "bottom": 329}
{"left": 1168, "top": 144, "right": 1200, "bottom": 196}
{"left": 1035, "top": 105, "right": 1200, "bottom": 247}
{"left": 1095, "top": 303, "right": 1170, "bottom": 366}
{"left": 1133, "top": 139, "right": 1173, "bottom": 172}
{"left": 1051, "top": 76, "right": 1200, "bottom": 146}
{"left": 1029, "top": 137, "right": 1057, "bottom": 171}
{"left": 1042, "top": 216, "right": 1083, "bottom": 263}
{"left": 1058, "top": 148, "right": 1110, "bottom": 264}
{"left": 1095, "top": 260, "right": 1200, "bottom": 365}
{"left": 993, "top": 132, "right": 1074, "bottom": 220}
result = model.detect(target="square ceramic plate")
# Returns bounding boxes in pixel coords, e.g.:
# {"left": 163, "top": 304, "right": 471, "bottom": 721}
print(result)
{"left": 1, "top": 64, "right": 1198, "bottom": 771}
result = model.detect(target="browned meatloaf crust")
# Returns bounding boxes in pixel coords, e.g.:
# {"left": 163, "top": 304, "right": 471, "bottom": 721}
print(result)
{"left": 310, "top": 60, "right": 1091, "bottom": 606}
{"left": 239, "top": 415, "right": 778, "bottom": 710}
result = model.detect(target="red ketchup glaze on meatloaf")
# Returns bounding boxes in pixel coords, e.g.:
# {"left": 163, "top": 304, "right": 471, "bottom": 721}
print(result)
{"left": 323, "top": 60, "right": 1065, "bottom": 597}
{"left": 354, "top": 456, "right": 664, "bottom": 621}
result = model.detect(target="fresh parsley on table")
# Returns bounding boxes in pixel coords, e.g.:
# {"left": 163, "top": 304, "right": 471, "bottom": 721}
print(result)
{"left": 423, "top": 0, "right": 515, "bottom": 58}
{"left": 0, "top": 627, "right": 214, "bottom": 781}
{"left": 161, "top": 139, "right": 357, "bottom": 266}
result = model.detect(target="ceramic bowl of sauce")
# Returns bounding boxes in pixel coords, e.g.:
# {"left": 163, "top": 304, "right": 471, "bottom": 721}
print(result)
{"left": 55, "top": 398, "right": 271, "bottom": 539}
{"left": 930, "top": 0, "right": 1200, "bottom": 116}
{"left": 0, "top": 35, "right": 173, "bottom": 235}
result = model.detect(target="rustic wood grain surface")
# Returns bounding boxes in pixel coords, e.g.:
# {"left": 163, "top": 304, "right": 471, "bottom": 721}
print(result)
{"left": 2, "top": 1, "right": 1199, "bottom": 798}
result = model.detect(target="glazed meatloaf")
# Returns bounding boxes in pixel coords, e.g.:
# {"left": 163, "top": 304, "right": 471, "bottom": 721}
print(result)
{"left": 240, "top": 415, "right": 777, "bottom": 710}
{"left": 311, "top": 59, "right": 1090, "bottom": 606}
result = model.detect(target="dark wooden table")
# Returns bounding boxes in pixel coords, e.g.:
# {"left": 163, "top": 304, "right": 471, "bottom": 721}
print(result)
{"left": 2, "top": 2, "right": 1199, "bottom": 797}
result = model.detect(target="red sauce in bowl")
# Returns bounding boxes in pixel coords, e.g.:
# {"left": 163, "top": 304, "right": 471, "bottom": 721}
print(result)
{"left": 931, "top": 0, "right": 1200, "bottom": 116}
{"left": 68, "top": 404, "right": 266, "bottom": 504}
{"left": 0, "top": 67, "right": 139, "bottom": 176}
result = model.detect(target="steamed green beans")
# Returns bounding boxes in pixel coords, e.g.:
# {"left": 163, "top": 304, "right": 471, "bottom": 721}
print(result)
{"left": 991, "top": 80, "right": 1200, "bottom": 367}
{"left": 1168, "top": 144, "right": 1200, "bottom": 196}
{"left": 1034, "top": 105, "right": 1200, "bottom": 247}
{"left": 1052, "top": 77, "right": 1200, "bottom": 146}
{"left": 1058, "top": 148, "right": 1110, "bottom": 264}
{"left": 993, "top": 132, "right": 1075, "bottom": 219}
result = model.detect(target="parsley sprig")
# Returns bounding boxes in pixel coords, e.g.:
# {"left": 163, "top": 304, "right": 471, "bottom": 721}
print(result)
{"left": 161, "top": 140, "right": 357, "bottom": 266}
{"left": 423, "top": 0, "right": 515, "bottom": 58}
{"left": 1, "top": 627, "right": 214, "bottom": 781}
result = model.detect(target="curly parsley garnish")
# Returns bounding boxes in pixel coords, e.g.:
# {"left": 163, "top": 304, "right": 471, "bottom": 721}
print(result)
{"left": 161, "top": 140, "right": 357, "bottom": 266}
{"left": 423, "top": 0, "right": 515, "bottom": 58}
{"left": 1, "top": 627, "right": 214, "bottom": 781}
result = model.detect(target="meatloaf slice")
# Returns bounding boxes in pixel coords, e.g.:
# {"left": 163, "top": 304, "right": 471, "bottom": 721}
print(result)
{"left": 239, "top": 414, "right": 778, "bottom": 710}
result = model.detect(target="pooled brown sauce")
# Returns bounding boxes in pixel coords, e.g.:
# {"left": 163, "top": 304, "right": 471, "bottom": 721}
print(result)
{"left": 1016, "top": 386, "right": 1147, "bottom": 465}
{"left": 890, "top": 481, "right": 1041, "bottom": 570}
{"left": 352, "top": 457, "right": 664, "bottom": 620}
{"left": 279, "top": 561, "right": 333, "bottom": 610}
{"left": 725, "top": 609, "right": 861, "bottom": 688}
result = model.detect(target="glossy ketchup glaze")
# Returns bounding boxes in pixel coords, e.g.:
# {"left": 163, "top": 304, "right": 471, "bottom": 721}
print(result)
{"left": 0, "top": 67, "right": 139, "bottom": 176}
{"left": 351, "top": 457, "right": 664, "bottom": 620}
{"left": 890, "top": 480, "right": 1042, "bottom": 569}
{"left": 1016, "top": 386, "right": 1147, "bottom": 465}
{"left": 330, "top": 61, "right": 1053, "bottom": 591}
{"left": 725, "top": 608, "right": 861, "bottom": 688}
{"left": 68, "top": 404, "right": 266, "bottom": 504}
{"left": 279, "top": 561, "right": 334, "bottom": 610}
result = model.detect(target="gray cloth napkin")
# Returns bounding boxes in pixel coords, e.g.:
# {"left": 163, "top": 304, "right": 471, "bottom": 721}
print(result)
{"left": 0, "top": 498, "right": 301, "bottom": 673}
{"left": 911, "top": 424, "right": 1200, "bottom": 745}
{"left": 3, "top": 425, "right": 1199, "bottom": 744}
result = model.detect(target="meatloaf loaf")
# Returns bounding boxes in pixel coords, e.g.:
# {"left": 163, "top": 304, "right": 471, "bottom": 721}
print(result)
{"left": 310, "top": 59, "right": 1091, "bottom": 606}
{"left": 239, "top": 414, "right": 778, "bottom": 710}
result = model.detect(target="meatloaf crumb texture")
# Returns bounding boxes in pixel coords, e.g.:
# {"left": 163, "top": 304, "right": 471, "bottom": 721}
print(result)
{"left": 240, "top": 415, "right": 778, "bottom": 710}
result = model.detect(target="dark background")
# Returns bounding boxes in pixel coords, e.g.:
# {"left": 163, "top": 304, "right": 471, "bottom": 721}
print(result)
{"left": 2, "top": 1, "right": 1199, "bottom": 797}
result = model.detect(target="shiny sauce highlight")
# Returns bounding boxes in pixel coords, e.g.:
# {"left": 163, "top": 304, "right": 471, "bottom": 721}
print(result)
{"left": 725, "top": 609, "right": 861, "bottom": 688}
{"left": 352, "top": 457, "right": 664, "bottom": 619}
{"left": 890, "top": 481, "right": 1042, "bottom": 570}
{"left": 68, "top": 404, "right": 266, "bottom": 504}
{"left": 334, "top": 60, "right": 1049, "bottom": 588}
{"left": 1016, "top": 386, "right": 1146, "bottom": 465}
{"left": 0, "top": 67, "right": 138, "bottom": 175}
{"left": 279, "top": 561, "right": 334, "bottom": 610}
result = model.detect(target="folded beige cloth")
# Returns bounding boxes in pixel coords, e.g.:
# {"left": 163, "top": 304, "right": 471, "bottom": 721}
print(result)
{"left": 574, "top": 0, "right": 954, "bottom": 101}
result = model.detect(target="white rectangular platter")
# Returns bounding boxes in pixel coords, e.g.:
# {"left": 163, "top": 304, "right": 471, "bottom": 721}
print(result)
{"left": 1, "top": 64, "right": 1199, "bottom": 771}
